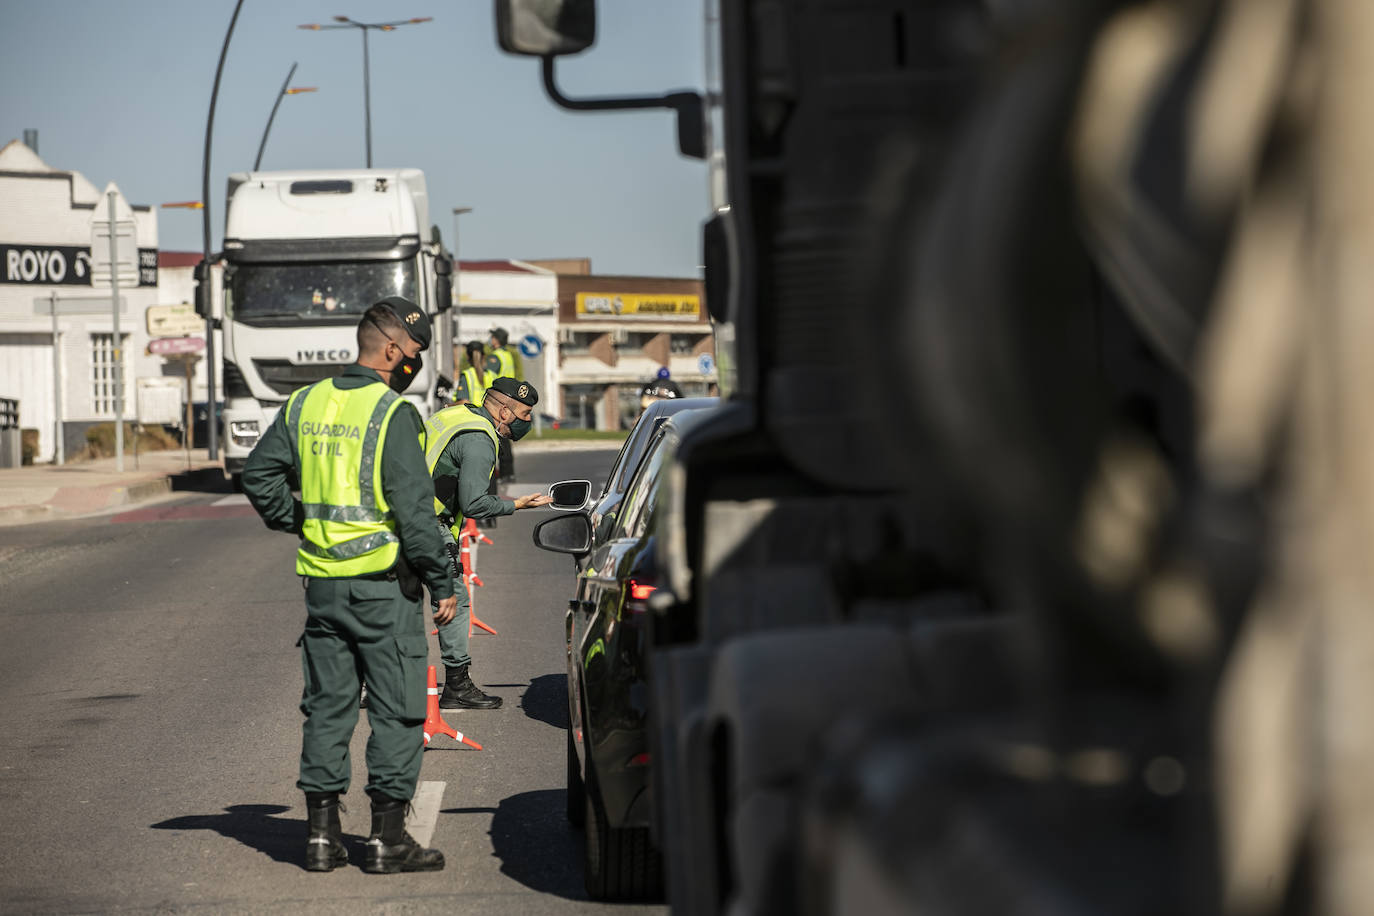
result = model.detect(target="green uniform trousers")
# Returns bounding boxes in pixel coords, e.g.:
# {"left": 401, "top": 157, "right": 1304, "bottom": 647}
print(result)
{"left": 432, "top": 521, "right": 472, "bottom": 670}
{"left": 297, "top": 576, "right": 429, "bottom": 801}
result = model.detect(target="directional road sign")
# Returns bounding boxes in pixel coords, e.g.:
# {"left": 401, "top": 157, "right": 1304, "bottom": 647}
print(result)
{"left": 149, "top": 336, "right": 206, "bottom": 356}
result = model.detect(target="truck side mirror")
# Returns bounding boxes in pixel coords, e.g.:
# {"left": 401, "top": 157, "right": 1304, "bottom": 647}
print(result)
{"left": 193, "top": 260, "right": 212, "bottom": 318}
{"left": 496, "top": 0, "right": 596, "bottom": 57}
{"left": 434, "top": 253, "right": 453, "bottom": 312}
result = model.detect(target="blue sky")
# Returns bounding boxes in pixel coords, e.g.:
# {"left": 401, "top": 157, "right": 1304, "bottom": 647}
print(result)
{"left": 0, "top": 0, "right": 709, "bottom": 277}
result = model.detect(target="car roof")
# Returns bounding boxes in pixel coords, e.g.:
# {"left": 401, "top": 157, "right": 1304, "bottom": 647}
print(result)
{"left": 644, "top": 395, "right": 716, "bottom": 420}
{"left": 661, "top": 404, "right": 722, "bottom": 438}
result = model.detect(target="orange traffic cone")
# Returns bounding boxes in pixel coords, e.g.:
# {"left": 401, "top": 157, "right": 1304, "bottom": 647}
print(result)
{"left": 460, "top": 521, "right": 498, "bottom": 637}
{"left": 422, "top": 665, "right": 482, "bottom": 750}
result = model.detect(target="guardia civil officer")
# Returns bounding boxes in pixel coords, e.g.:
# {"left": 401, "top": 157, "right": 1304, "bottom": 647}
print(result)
{"left": 486, "top": 328, "right": 521, "bottom": 481}
{"left": 242, "top": 297, "right": 456, "bottom": 875}
{"left": 455, "top": 340, "right": 495, "bottom": 406}
{"left": 423, "top": 376, "right": 553, "bottom": 708}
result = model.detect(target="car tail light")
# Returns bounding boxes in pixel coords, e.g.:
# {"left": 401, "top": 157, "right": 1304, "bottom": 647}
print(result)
{"left": 627, "top": 752, "right": 651, "bottom": 767}
{"left": 626, "top": 578, "right": 657, "bottom": 614}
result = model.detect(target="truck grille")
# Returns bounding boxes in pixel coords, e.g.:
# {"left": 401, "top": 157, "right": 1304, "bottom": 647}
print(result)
{"left": 252, "top": 360, "right": 348, "bottom": 396}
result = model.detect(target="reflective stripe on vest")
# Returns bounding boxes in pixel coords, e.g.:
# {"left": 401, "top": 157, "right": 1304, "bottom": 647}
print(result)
{"left": 289, "top": 378, "right": 405, "bottom": 577}
{"left": 492, "top": 347, "right": 515, "bottom": 379}
{"left": 462, "top": 366, "right": 495, "bottom": 405}
{"left": 422, "top": 404, "right": 500, "bottom": 523}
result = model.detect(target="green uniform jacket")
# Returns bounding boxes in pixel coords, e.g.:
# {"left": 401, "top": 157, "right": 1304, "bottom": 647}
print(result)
{"left": 430, "top": 404, "right": 517, "bottom": 523}
{"left": 242, "top": 364, "right": 455, "bottom": 600}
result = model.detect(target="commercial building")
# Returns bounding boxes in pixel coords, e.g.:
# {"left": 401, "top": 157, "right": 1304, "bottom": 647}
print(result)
{"left": 0, "top": 139, "right": 162, "bottom": 463}
{"left": 553, "top": 271, "right": 713, "bottom": 430}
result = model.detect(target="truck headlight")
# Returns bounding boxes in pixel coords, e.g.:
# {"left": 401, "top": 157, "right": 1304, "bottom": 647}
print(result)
{"left": 229, "top": 420, "right": 261, "bottom": 448}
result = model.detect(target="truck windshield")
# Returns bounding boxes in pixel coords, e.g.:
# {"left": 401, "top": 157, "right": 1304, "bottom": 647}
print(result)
{"left": 227, "top": 260, "right": 416, "bottom": 321}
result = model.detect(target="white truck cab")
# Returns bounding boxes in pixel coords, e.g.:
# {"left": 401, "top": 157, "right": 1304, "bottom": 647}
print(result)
{"left": 217, "top": 168, "right": 453, "bottom": 486}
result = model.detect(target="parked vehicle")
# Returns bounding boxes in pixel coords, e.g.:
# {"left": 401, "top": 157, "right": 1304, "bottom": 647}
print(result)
{"left": 203, "top": 168, "right": 455, "bottom": 489}
{"left": 491, "top": 1, "right": 1337, "bottom": 915}
{"left": 534, "top": 406, "right": 718, "bottom": 901}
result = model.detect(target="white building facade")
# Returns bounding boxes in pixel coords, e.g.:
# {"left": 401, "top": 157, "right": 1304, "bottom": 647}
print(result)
{"left": 0, "top": 140, "right": 164, "bottom": 463}
{"left": 454, "top": 260, "right": 560, "bottom": 417}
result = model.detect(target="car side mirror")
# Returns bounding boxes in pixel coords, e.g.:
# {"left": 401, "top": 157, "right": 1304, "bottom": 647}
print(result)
{"left": 533, "top": 513, "right": 593, "bottom": 556}
{"left": 548, "top": 479, "right": 592, "bottom": 510}
{"left": 495, "top": 0, "right": 596, "bottom": 57}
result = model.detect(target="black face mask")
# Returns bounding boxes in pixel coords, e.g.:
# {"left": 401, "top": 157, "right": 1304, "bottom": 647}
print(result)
{"left": 389, "top": 351, "right": 423, "bottom": 393}
{"left": 371, "top": 316, "right": 423, "bottom": 393}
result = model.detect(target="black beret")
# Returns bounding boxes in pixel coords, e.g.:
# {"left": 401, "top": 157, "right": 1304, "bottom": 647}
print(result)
{"left": 375, "top": 296, "right": 431, "bottom": 350}
{"left": 489, "top": 375, "right": 538, "bottom": 407}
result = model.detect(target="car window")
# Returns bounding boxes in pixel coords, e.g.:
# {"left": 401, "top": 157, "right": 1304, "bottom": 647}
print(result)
{"left": 605, "top": 413, "right": 665, "bottom": 498}
{"left": 613, "top": 428, "right": 675, "bottom": 541}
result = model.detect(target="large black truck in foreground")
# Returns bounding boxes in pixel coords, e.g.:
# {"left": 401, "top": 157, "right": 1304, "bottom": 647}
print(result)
{"left": 496, "top": 1, "right": 1374, "bottom": 913}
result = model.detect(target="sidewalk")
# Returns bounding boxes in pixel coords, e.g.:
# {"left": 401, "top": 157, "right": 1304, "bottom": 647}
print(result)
{"left": 0, "top": 437, "right": 623, "bottom": 527}
{"left": 0, "top": 448, "right": 224, "bottom": 526}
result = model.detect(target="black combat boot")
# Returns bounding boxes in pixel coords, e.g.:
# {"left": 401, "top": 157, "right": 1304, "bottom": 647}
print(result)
{"left": 304, "top": 792, "right": 348, "bottom": 872}
{"left": 362, "top": 795, "right": 445, "bottom": 874}
{"left": 439, "top": 664, "right": 503, "bottom": 709}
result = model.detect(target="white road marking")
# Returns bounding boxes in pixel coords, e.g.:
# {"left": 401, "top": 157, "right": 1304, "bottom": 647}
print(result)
{"left": 211, "top": 494, "right": 249, "bottom": 506}
{"left": 406, "top": 780, "right": 445, "bottom": 847}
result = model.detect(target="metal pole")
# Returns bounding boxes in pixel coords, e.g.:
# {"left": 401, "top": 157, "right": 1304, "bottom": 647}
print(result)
{"left": 362, "top": 26, "right": 373, "bottom": 167}
{"left": 108, "top": 191, "right": 123, "bottom": 473}
{"left": 254, "top": 62, "right": 298, "bottom": 171}
{"left": 203, "top": 0, "right": 244, "bottom": 464}
{"left": 50, "top": 291, "right": 63, "bottom": 466}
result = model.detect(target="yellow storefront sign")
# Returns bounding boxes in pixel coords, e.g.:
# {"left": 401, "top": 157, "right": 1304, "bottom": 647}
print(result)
{"left": 575, "top": 292, "right": 701, "bottom": 320}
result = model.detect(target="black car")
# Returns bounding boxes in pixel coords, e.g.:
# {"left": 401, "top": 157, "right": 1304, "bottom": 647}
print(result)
{"left": 533, "top": 405, "right": 717, "bottom": 900}
{"left": 590, "top": 396, "right": 715, "bottom": 543}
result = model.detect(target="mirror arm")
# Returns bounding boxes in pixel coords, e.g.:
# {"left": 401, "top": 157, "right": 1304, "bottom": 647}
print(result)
{"left": 540, "top": 56, "right": 704, "bottom": 159}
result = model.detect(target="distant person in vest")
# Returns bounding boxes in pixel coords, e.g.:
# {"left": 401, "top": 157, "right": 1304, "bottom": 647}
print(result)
{"left": 456, "top": 340, "right": 502, "bottom": 526}
{"left": 486, "top": 328, "right": 522, "bottom": 481}
{"left": 242, "top": 296, "right": 455, "bottom": 875}
{"left": 422, "top": 376, "right": 553, "bottom": 709}
{"left": 455, "top": 340, "right": 495, "bottom": 407}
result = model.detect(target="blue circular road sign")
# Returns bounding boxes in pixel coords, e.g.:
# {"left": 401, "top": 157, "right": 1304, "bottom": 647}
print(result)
{"left": 519, "top": 334, "right": 543, "bottom": 359}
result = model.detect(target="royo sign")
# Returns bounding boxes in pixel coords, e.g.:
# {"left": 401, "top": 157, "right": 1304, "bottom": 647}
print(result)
{"left": 2, "top": 245, "right": 91, "bottom": 285}
{"left": 1, "top": 244, "right": 157, "bottom": 287}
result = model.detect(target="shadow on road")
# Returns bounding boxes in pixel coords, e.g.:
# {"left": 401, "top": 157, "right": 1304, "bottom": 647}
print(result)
{"left": 169, "top": 467, "right": 234, "bottom": 494}
{"left": 520, "top": 673, "right": 568, "bottom": 729}
{"left": 456, "top": 788, "right": 585, "bottom": 900}
{"left": 151, "top": 803, "right": 337, "bottom": 869}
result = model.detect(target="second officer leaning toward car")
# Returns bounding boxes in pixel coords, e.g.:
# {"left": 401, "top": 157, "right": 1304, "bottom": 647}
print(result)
{"left": 242, "top": 296, "right": 456, "bottom": 875}
{"left": 423, "top": 376, "right": 553, "bottom": 708}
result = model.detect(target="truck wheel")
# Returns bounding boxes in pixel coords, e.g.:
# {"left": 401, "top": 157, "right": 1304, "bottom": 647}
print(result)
{"left": 230, "top": 473, "right": 244, "bottom": 493}
{"left": 583, "top": 788, "right": 663, "bottom": 901}
{"left": 567, "top": 726, "right": 585, "bottom": 827}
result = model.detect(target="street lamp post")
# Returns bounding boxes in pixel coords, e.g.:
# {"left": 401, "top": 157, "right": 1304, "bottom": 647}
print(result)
{"left": 254, "top": 62, "right": 318, "bottom": 171}
{"left": 452, "top": 206, "right": 472, "bottom": 314}
{"left": 201, "top": 0, "right": 246, "bottom": 463}
{"left": 298, "top": 16, "right": 432, "bottom": 167}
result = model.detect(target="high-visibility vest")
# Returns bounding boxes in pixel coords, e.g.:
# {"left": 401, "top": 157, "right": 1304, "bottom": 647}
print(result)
{"left": 461, "top": 366, "right": 495, "bottom": 405}
{"left": 491, "top": 347, "right": 516, "bottom": 379}
{"left": 423, "top": 404, "right": 500, "bottom": 526}
{"left": 286, "top": 378, "right": 406, "bottom": 578}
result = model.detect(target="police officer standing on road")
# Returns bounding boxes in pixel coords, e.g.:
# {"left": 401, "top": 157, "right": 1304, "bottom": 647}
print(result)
{"left": 423, "top": 376, "right": 553, "bottom": 708}
{"left": 486, "top": 328, "right": 521, "bottom": 481}
{"left": 242, "top": 296, "right": 455, "bottom": 875}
